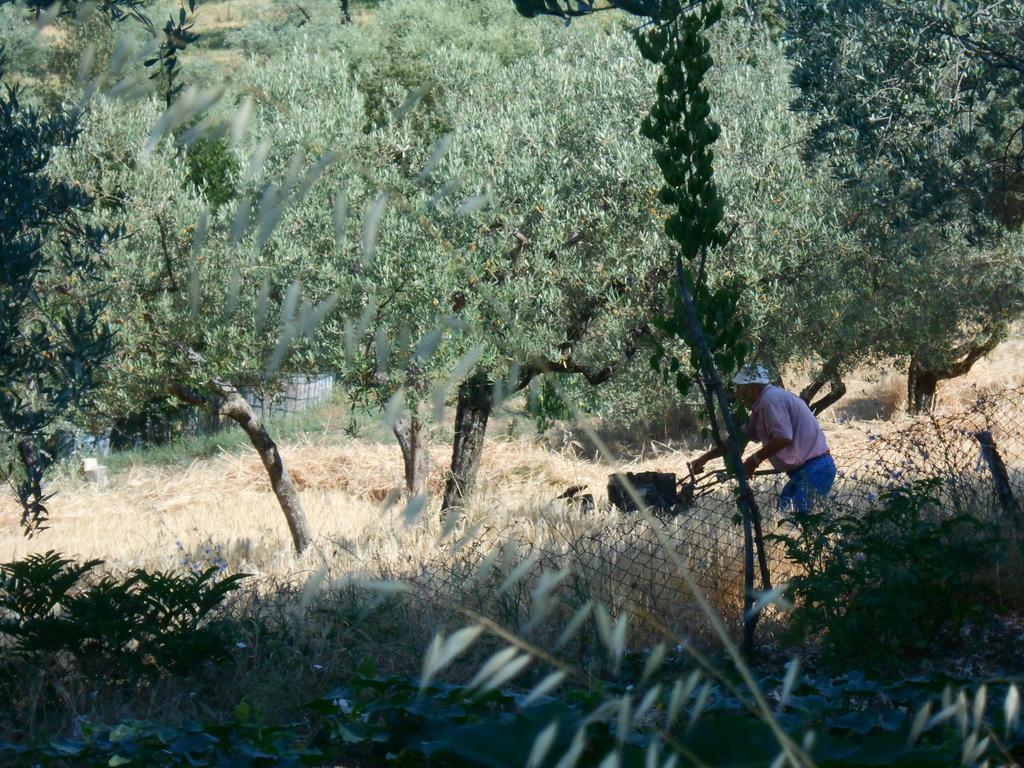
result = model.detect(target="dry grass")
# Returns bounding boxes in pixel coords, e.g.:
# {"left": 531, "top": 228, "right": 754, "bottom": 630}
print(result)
{"left": 790, "top": 338, "right": 1024, "bottom": 422}
{"left": 0, "top": 414, "right": 917, "bottom": 660}
{"left": 197, "top": 0, "right": 289, "bottom": 31}
{"left": 1, "top": 338, "right": 1022, "bottom": 665}
{"left": 0, "top": 436, "right": 708, "bottom": 571}
{"left": 4, "top": 336, "right": 1022, "bottom": 576}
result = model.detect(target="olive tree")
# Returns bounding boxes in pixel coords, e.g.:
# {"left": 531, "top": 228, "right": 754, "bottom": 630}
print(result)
{"left": 346, "top": 7, "right": 675, "bottom": 515}
{"left": 697, "top": 21, "right": 857, "bottom": 412}
{"left": 236, "top": 34, "right": 457, "bottom": 500}
{"left": 46, "top": 70, "right": 358, "bottom": 553}
{"left": 784, "top": 0, "right": 1024, "bottom": 410}
{"left": 496, "top": 17, "right": 862, "bottom": 425}
{"left": 225, "top": 3, "right": 671, "bottom": 511}
{"left": 0, "top": 0, "right": 206, "bottom": 533}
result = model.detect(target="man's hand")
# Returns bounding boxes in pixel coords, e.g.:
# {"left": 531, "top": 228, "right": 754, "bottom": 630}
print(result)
{"left": 742, "top": 453, "right": 761, "bottom": 477}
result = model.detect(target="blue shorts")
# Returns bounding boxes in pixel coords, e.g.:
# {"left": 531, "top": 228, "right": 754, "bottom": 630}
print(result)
{"left": 779, "top": 454, "right": 836, "bottom": 515}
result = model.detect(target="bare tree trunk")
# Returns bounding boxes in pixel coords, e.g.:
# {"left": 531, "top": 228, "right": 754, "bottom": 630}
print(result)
{"left": 394, "top": 414, "right": 430, "bottom": 498}
{"left": 800, "top": 364, "right": 847, "bottom": 415}
{"left": 440, "top": 374, "right": 492, "bottom": 519}
{"left": 171, "top": 380, "right": 314, "bottom": 554}
{"left": 907, "top": 335, "right": 1000, "bottom": 415}
{"left": 907, "top": 358, "right": 939, "bottom": 414}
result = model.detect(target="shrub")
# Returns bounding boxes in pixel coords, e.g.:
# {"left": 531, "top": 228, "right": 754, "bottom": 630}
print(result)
{"left": 0, "top": 7, "right": 51, "bottom": 80}
{"left": 184, "top": 136, "right": 240, "bottom": 212}
{"left": 0, "top": 551, "right": 247, "bottom": 681}
{"left": 770, "top": 479, "right": 998, "bottom": 668}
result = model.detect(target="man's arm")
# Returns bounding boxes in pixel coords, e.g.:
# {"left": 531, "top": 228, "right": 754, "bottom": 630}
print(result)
{"left": 742, "top": 435, "right": 793, "bottom": 475}
{"left": 689, "top": 445, "right": 725, "bottom": 474}
{"left": 692, "top": 412, "right": 758, "bottom": 474}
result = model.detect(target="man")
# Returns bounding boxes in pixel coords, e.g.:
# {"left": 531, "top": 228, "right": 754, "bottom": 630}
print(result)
{"left": 689, "top": 364, "right": 836, "bottom": 514}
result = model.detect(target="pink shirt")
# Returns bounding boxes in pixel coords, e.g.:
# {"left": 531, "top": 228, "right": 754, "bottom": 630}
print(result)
{"left": 743, "top": 386, "right": 829, "bottom": 472}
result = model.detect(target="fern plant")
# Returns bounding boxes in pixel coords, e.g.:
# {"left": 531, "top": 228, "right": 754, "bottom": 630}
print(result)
{"left": 0, "top": 551, "right": 247, "bottom": 681}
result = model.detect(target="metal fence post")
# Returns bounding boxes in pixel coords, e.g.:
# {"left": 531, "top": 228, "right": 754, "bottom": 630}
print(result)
{"left": 975, "top": 430, "right": 1024, "bottom": 538}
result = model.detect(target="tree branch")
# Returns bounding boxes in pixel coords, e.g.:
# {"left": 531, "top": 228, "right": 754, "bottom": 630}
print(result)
{"left": 935, "top": 332, "right": 1001, "bottom": 379}
{"left": 168, "top": 382, "right": 205, "bottom": 406}
{"left": 516, "top": 325, "right": 648, "bottom": 391}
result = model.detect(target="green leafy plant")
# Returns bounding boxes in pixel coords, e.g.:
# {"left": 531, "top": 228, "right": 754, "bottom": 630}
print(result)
{"left": 0, "top": 48, "right": 115, "bottom": 533}
{"left": 4, "top": 667, "right": 1017, "bottom": 767}
{"left": 770, "top": 480, "right": 998, "bottom": 668}
{"left": 0, "top": 716, "right": 324, "bottom": 767}
{"left": 0, "top": 551, "right": 247, "bottom": 680}
{"left": 314, "top": 665, "right": 624, "bottom": 767}
{"left": 185, "top": 136, "right": 240, "bottom": 212}
{"left": 313, "top": 663, "right": 1022, "bottom": 767}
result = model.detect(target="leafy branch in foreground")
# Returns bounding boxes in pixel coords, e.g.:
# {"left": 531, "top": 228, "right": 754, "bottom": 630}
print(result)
{"left": 632, "top": 1, "right": 771, "bottom": 652}
{"left": 2, "top": 0, "right": 203, "bottom": 106}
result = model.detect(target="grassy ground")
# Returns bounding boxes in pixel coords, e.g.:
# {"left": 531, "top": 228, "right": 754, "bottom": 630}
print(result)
{"left": 4, "top": 336, "right": 1024, "bottom": 571}
{"left": 2, "top": 374, "right": 1021, "bottom": 754}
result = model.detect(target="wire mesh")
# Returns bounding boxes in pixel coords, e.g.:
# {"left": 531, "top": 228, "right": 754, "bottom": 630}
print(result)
{"left": 412, "top": 385, "right": 1024, "bottom": 654}
{"left": 239, "top": 374, "right": 336, "bottom": 419}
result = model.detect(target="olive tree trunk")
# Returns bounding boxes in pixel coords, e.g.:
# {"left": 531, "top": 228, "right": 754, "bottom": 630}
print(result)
{"left": 393, "top": 414, "right": 431, "bottom": 498}
{"left": 906, "top": 359, "right": 940, "bottom": 414}
{"left": 171, "top": 379, "right": 314, "bottom": 554}
{"left": 799, "top": 363, "right": 847, "bottom": 415}
{"left": 907, "top": 334, "right": 999, "bottom": 414}
{"left": 440, "top": 374, "right": 493, "bottom": 519}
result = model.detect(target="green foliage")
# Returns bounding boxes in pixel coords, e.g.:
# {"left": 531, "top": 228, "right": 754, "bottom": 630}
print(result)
{"left": 185, "top": 136, "right": 240, "bottom": 211}
{"left": 2, "top": 658, "right": 1019, "bottom": 767}
{"left": 770, "top": 481, "right": 998, "bottom": 668}
{"left": 0, "top": 551, "right": 247, "bottom": 680}
{"left": 0, "top": 50, "right": 114, "bottom": 532}
{"left": 346, "top": 0, "right": 554, "bottom": 134}
{"left": 780, "top": 0, "right": 1024, "bottom": 396}
{"left": 0, "top": 716, "right": 324, "bottom": 767}
{"left": 265, "top": 6, "right": 676, "bottom": 434}
{"left": 636, "top": 6, "right": 727, "bottom": 264}
{"left": 634, "top": 0, "right": 753, "bottom": 467}
{"left": 314, "top": 668, "right": 603, "bottom": 766}
{"left": 46, "top": 87, "right": 348, "bottom": 430}
{"left": 785, "top": 0, "right": 1024, "bottom": 237}
{"left": 527, "top": 374, "right": 580, "bottom": 433}
{"left": 0, "top": 6, "right": 49, "bottom": 77}
{"left": 316, "top": 665, "right": 1022, "bottom": 767}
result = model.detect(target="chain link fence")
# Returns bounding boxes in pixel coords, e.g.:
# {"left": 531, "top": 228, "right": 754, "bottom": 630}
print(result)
{"left": 239, "top": 374, "right": 336, "bottom": 420}
{"left": 408, "top": 385, "right": 1024, "bottom": 655}
{"left": 102, "top": 374, "right": 336, "bottom": 452}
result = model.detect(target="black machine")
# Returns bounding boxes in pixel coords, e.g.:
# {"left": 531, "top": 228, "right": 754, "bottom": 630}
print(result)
{"left": 607, "top": 466, "right": 778, "bottom": 516}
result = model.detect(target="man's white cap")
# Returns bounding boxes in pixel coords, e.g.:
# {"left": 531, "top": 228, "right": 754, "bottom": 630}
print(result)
{"left": 733, "top": 363, "right": 771, "bottom": 385}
